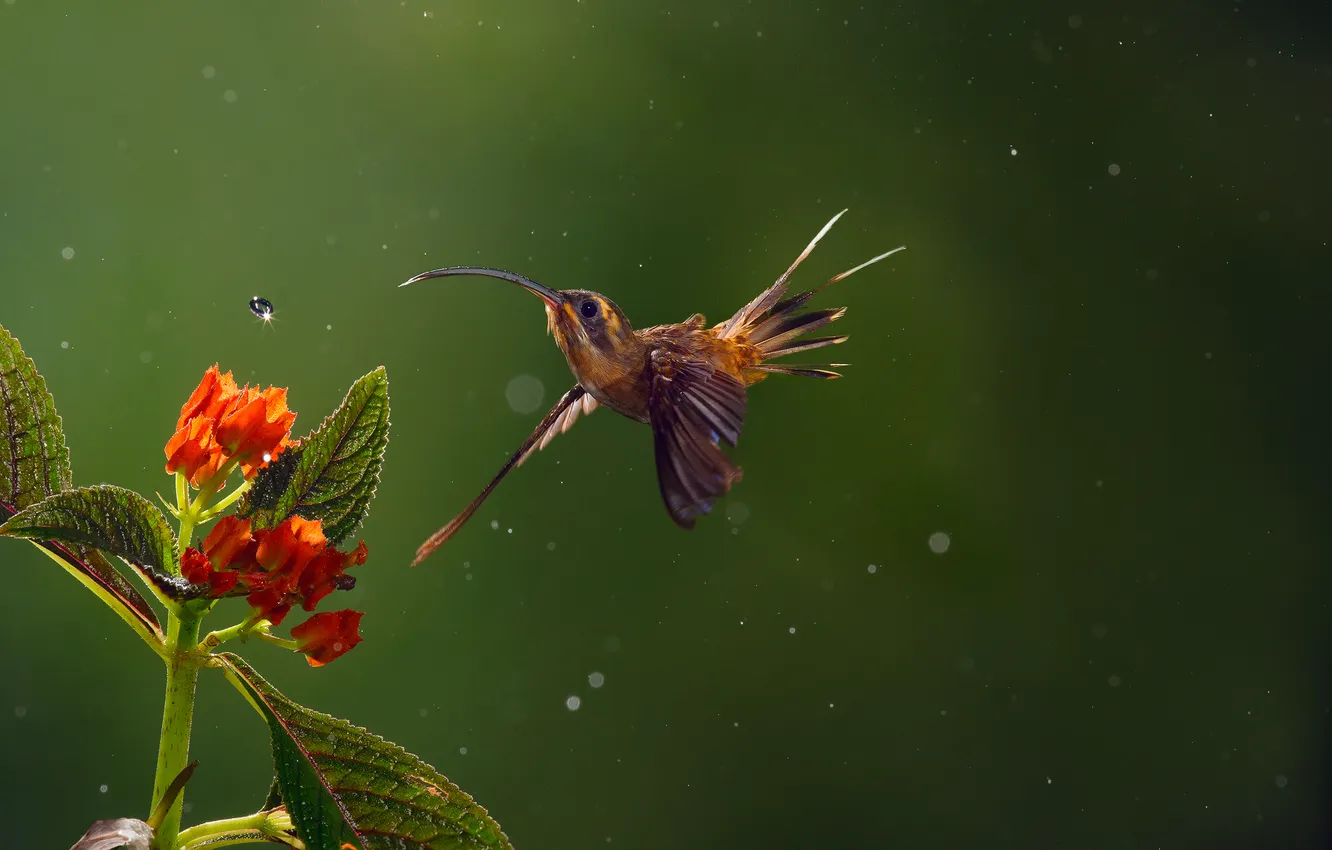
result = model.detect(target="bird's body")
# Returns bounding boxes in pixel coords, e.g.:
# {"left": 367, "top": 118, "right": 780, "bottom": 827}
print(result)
{"left": 401, "top": 210, "right": 904, "bottom": 565}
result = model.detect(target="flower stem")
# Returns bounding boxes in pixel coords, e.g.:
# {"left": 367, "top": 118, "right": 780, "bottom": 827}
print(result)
{"left": 199, "top": 478, "right": 252, "bottom": 522}
{"left": 149, "top": 612, "right": 203, "bottom": 850}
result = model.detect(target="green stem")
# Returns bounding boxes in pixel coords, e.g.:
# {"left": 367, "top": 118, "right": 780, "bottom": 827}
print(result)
{"left": 174, "top": 807, "right": 297, "bottom": 850}
{"left": 199, "top": 615, "right": 261, "bottom": 652}
{"left": 199, "top": 478, "right": 252, "bottom": 522}
{"left": 150, "top": 613, "right": 203, "bottom": 850}
{"left": 173, "top": 812, "right": 268, "bottom": 846}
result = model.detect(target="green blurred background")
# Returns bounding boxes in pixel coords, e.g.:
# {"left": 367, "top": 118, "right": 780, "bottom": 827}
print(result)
{"left": 2, "top": 1, "right": 1328, "bottom": 847}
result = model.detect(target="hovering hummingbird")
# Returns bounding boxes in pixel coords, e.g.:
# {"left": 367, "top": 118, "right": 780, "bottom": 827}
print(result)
{"left": 400, "top": 210, "right": 904, "bottom": 566}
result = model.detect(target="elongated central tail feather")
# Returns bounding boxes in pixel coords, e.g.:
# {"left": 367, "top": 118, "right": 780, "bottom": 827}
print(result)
{"left": 720, "top": 210, "right": 905, "bottom": 378}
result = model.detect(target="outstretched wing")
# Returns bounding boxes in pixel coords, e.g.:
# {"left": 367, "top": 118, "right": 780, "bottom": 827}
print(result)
{"left": 411, "top": 385, "right": 587, "bottom": 566}
{"left": 516, "top": 391, "right": 599, "bottom": 467}
{"left": 648, "top": 350, "right": 748, "bottom": 528}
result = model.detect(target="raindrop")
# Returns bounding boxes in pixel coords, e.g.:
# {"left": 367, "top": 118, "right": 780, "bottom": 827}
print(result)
{"left": 223, "top": 89, "right": 238, "bottom": 103}
{"left": 1068, "top": 14, "right": 1083, "bottom": 29}
{"left": 867, "top": 564, "right": 878, "bottom": 574}
{"left": 13, "top": 706, "right": 26, "bottom": 719}
{"left": 505, "top": 374, "right": 545, "bottom": 414}
{"left": 428, "top": 208, "right": 440, "bottom": 220}
{"left": 726, "top": 502, "right": 750, "bottom": 525}
{"left": 60, "top": 341, "right": 69, "bottom": 349}
{"left": 459, "top": 746, "right": 468, "bottom": 755}
{"left": 565, "top": 695, "right": 582, "bottom": 711}
{"left": 61, "top": 246, "right": 75, "bottom": 260}
{"left": 1274, "top": 774, "right": 1288, "bottom": 788}
{"left": 139, "top": 351, "right": 154, "bottom": 364}
{"left": 99, "top": 784, "right": 108, "bottom": 793}
{"left": 418, "top": 708, "right": 428, "bottom": 717}
{"left": 588, "top": 671, "right": 605, "bottom": 689}
{"left": 1108, "top": 674, "right": 1122, "bottom": 687}
{"left": 788, "top": 626, "right": 796, "bottom": 635}
{"left": 201, "top": 65, "right": 216, "bottom": 79}
{"left": 928, "top": 531, "right": 951, "bottom": 554}
{"left": 1108, "top": 163, "right": 1121, "bottom": 176}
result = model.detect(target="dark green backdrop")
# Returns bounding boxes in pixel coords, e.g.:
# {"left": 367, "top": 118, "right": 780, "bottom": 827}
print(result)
{"left": 2, "top": 1, "right": 1328, "bottom": 847}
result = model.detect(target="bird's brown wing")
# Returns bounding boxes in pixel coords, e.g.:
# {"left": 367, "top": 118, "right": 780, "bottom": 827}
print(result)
{"left": 647, "top": 349, "right": 748, "bottom": 528}
{"left": 516, "top": 390, "right": 599, "bottom": 467}
{"left": 411, "top": 385, "right": 587, "bottom": 566}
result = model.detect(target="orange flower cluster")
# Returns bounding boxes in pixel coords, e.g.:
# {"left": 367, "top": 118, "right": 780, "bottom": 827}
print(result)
{"left": 164, "top": 365, "right": 296, "bottom": 489}
{"left": 181, "top": 515, "right": 367, "bottom": 666}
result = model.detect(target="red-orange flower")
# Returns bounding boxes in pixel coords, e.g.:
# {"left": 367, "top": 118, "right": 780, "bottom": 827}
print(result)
{"left": 201, "top": 516, "right": 257, "bottom": 572}
{"left": 180, "top": 546, "right": 240, "bottom": 597}
{"left": 217, "top": 386, "right": 296, "bottom": 476}
{"left": 291, "top": 609, "right": 363, "bottom": 666}
{"left": 164, "top": 416, "right": 227, "bottom": 487}
{"left": 165, "top": 365, "right": 296, "bottom": 488}
{"left": 176, "top": 365, "right": 240, "bottom": 431}
{"left": 299, "top": 540, "right": 366, "bottom": 611}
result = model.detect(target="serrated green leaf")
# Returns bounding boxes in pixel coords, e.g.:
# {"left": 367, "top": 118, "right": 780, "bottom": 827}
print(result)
{"left": 0, "top": 485, "right": 179, "bottom": 577}
{"left": 0, "top": 324, "right": 160, "bottom": 634}
{"left": 220, "top": 654, "right": 513, "bottom": 850}
{"left": 0, "top": 322, "right": 71, "bottom": 507}
{"left": 240, "top": 368, "right": 389, "bottom": 545}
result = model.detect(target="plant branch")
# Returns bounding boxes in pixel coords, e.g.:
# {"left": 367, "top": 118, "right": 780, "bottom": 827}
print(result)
{"left": 149, "top": 613, "right": 203, "bottom": 850}
{"left": 175, "top": 808, "right": 300, "bottom": 850}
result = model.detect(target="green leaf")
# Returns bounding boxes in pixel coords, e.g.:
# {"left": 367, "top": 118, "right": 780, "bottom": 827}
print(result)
{"left": 220, "top": 653, "right": 513, "bottom": 850}
{"left": 0, "top": 485, "right": 179, "bottom": 577}
{"left": 240, "top": 367, "right": 389, "bottom": 545}
{"left": 0, "top": 322, "right": 71, "bottom": 507}
{"left": 0, "top": 324, "right": 160, "bottom": 634}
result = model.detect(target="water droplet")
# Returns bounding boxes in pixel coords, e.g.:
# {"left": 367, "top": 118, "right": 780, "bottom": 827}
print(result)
{"left": 1068, "top": 14, "right": 1083, "bottom": 28}
{"left": 223, "top": 89, "right": 238, "bottom": 103}
{"left": 201, "top": 65, "right": 216, "bottom": 79}
{"left": 726, "top": 502, "right": 750, "bottom": 525}
{"left": 588, "top": 671, "right": 605, "bottom": 688}
{"left": 139, "top": 351, "right": 154, "bottom": 364}
{"left": 61, "top": 246, "right": 74, "bottom": 260}
{"left": 505, "top": 374, "right": 545, "bottom": 414}
{"left": 13, "top": 706, "right": 26, "bottom": 719}
{"left": 60, "top": 341, "right": 69, "bottom": 349}
{"left": 565, "top": 695, "right": 581, "bottom": 711}
{"left": 788, "top": 626, "right": 796, "bottom": 634}
{"left": 459, "top": 746, "right": 468, "bottom": 755}
{"left": 418, "top": 708, "right": 428, "bottom": 717}
{"left": 1274, "top": 774, "right": 1288, "bottom": 788}
{"left": 490, "top": 520, "right": 499, "bottom": 530}
{"left": 1108, "top": 163, "right": 1121, "bottom": 176}
{"left": 1010, "top": 147, "right": 1018, "bottom": 156}
{"left": 428, "top": 207, "right": 440, "bottom": 220}
{"left": 928, "top": 531, "right": 951, "bottom": 554}
{"left": 867, "top": 564, "right": 878, "bottom": 574}
{"left": 1108, "top": 674, "right": 1122, "bottom": 687}
{"left": 99, "top": 784, "right": 108, "bottom": 793}
{"left": 547, "top": 541, "right": 556, "bottom": 551}
{"left": 712, "top": 20, "right": 720, "bottom": 28}
{"left": 1246, "top": 57, "right": 1257, "bottom": 68}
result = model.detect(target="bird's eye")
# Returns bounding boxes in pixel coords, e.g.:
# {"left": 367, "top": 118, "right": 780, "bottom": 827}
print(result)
{"left": 580, "top": 300, "right": 599, "bottom": 319}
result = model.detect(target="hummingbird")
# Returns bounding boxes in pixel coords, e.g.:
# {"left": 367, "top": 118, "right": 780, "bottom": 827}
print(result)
{"left": 400, "top": 210, "right": 904, "bottom": 566}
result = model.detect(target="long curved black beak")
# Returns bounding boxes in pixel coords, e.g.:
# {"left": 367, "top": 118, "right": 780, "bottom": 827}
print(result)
{"left": 399, "top": 266, "right": 565, "bottom": 308}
